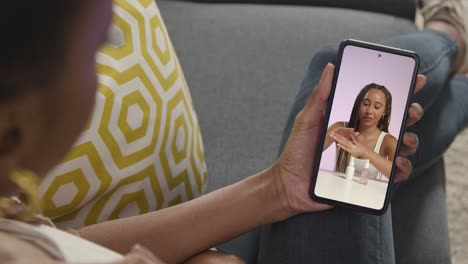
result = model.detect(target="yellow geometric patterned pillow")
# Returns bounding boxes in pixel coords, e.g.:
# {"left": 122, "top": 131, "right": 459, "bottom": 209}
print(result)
{"left": 39, "top": 0, "right": 207, "bottom": 229}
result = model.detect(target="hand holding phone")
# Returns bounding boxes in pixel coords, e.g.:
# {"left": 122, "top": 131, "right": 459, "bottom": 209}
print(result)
{"left": 309, "top": 39, "right": 421, "bottom": 215}
{"left": 271, "top": 49, "right": 424, "bottom": 217}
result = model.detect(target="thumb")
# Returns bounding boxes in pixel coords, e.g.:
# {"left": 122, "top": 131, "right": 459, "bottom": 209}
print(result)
{"left": 114, "top": 245, "right": 166, "bottom": 264}
{"left": 302, "top": 63, "right": 334, "bottom": 124}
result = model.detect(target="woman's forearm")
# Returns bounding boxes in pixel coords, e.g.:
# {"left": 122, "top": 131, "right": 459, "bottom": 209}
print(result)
{"left": 78, "top": 167, "right": 290, "bottom": 264}
{"left": 323, "top": 134, "right": 334, "bottom": 151}
{"left": 366, "top": 151, "right": 392, "bottom": 178}
{"left": 323, "top": 123, "right": 345, "bottom": 151}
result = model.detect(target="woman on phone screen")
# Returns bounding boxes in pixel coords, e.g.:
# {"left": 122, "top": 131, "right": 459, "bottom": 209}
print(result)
{"left": 324, "top": 83, "right": 396, "bottom": 179}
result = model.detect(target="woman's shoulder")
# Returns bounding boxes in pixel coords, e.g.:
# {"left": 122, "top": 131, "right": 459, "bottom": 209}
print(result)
{"left": 382, "top": 133, "right": 397, "bottom": 142}
{"left": 382, "top": 133, "right": 397, "bottom": 149}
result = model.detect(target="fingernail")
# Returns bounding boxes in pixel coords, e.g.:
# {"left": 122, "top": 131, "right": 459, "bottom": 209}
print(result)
{"left": 405, "top": 159, "right": 412, "bottom": 166}
{"left": 410, "top": 134, "right": 418, "bottom": 144}
{"left": 131, "top": 244, "right": 159, "bottom": 261}
{"left": 320, "top": 63, "right": 332, "bottom": 82}
{"left": 411, "top": 103, "right": 423, "bottom": 116}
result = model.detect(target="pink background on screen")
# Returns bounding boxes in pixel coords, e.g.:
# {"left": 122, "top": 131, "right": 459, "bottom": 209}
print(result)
{"left": 319, "top": 45, "right": 416, "bottom": 172}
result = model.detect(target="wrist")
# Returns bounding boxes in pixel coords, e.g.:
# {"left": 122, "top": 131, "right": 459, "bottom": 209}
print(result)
{"left": 257, "top": 165, "right": 295, "bottom": 224}
{"left": 363, "top": 149, "right": 373, "bottom": 160}
{"left": 269, "top": 163, "right": 300, "bottom": 221}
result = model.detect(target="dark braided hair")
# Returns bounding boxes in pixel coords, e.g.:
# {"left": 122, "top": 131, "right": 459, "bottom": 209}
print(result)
{"left": 335, "top": 83, "right": 392, "bottom": 173}
{"left": 0, "top": 1, "right": 83, "bottom": 101}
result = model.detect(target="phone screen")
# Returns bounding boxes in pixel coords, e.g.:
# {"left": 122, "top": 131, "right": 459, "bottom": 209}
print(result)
{"left": 312, "top": 41, "right": 418, "bottom": 212}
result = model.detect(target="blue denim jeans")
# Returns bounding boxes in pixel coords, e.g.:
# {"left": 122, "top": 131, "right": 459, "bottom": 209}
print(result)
{"left": 219, "top": 30, "right": 468, "bottom": 263}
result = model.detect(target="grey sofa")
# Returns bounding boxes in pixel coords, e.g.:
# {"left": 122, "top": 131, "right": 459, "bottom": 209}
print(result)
{"left": 158, "top": 1, "right": 451, "bottom": 263}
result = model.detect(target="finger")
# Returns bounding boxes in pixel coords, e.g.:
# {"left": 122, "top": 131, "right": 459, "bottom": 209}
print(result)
{"left": 405, "top": 75, "right": 426, "bottom": 128}
{"left": 303, "top": 63, "right": 335, "bottom": 120}
{"left": 332, "top": 133, "right": 352, "bottom": 145}
{"left": 413, "top": 74, "right": 426, "bottom": 95}
{"left": 335, "top": 138, "right": 354, "bottom": 150}
{"left": 343, "top": 128, "right": 356, "bottom": 132}
{"left": 332, "top": 135, "right": 350, "bottom": 146}
{"left": 336, "top": 143, "right": 354, "bottom": 155}
{"left": 307, "top": 202, "right": 334, "bottom": 212}
{"left": 330, "top": 128, "right": 353, "bottom": 139}
{"left": 399, "top": 132, "right": 419, "bottom": 157}
{"left": 344, "top": 129, "right": 359, "bottom": 139}
{"left": 349, "top": 134, "right": 358, "bottom": 145}
{"left": 116, "top": 254, "right": 148, "bottom": 264}
{"left": 343, "top": 128, "right": 358, "bottom": 134}
{"left": 394, "top": 156, "right": 413, "bottom": 183}
{"left": 406, "top": 102, "right": 423, "bottom": 127}
{"left": 127, "top": 244, "right": 164, "bottom": 264}
{"left": 335, "top": 140, "right": 353, "bottom": 149}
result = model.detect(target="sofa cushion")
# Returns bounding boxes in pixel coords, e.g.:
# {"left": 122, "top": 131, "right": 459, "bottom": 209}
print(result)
{"left": 159, "top": 0, "right": 417, "bottom": 193}
{"left": 39, "top": 0, "right": 207, "bottom": 228}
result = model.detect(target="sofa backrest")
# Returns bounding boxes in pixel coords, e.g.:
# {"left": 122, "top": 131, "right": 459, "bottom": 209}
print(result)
{"left": 181, "top": 0, "right": 417, "bottom": 20}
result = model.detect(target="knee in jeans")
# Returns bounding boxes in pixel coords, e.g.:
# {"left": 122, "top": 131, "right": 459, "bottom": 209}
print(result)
{"left": 298, "top": 44, "right": 339, "bottom": 96}
{"left": 308, "top": 44, "right": 339, "bottom": 69}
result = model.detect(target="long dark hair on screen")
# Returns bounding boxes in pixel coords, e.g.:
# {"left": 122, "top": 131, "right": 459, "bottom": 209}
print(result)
{"left": 335, "top": 83, "right": 392, "bottom": 173}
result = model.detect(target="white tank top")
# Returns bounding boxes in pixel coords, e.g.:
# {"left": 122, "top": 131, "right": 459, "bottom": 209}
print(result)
{"left": 353, "top": 131, "right": 388, "bottom": 180}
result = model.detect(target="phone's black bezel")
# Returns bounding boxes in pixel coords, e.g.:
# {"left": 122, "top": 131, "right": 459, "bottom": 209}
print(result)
{"left": 309, "top": 39, "right": 420, "bottom": 215}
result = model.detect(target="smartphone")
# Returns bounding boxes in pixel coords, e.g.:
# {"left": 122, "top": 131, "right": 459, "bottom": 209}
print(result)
{"left": 309, "top": 39, "right": 420, "bottom": 215}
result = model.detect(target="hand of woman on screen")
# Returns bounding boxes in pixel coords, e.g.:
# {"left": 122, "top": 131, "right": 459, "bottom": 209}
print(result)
{"left": 330, "top": 127, "right": 359, "bottom": 143}
{"left": 331, "top": 133, "right": 370, "bottom": 159}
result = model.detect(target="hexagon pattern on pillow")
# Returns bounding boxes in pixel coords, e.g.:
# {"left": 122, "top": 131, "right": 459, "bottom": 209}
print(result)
{"left": 39, "top": 0, "right": 207, "bottom": 228}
